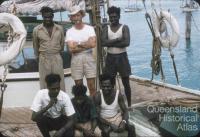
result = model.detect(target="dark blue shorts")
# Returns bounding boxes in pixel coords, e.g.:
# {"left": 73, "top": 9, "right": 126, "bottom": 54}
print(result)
{"left": 104, "top": 52, "right": 131, "bottom": 77}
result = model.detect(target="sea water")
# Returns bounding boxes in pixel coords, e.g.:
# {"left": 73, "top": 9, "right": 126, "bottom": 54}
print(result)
{"left": 43, "top": 0, "right": 200, "bottom": 90}
{"left": 115, "top": 0, "right": 200, "bottom": 90}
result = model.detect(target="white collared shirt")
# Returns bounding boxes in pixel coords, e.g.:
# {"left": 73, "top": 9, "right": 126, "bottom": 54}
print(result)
{"left": 31, "top": 89, "right": 75, "bottom": 118}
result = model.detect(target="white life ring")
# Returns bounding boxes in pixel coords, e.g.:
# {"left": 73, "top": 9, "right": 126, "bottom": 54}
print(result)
{"left": 151, "top": 10, "right": 180, "bottom": 48}
{"left": 0, "top": 13, "right": 26, "bottom": 66}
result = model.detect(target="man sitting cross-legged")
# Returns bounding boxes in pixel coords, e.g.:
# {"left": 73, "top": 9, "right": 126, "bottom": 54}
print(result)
{"left": 31, "top": 73, "right": 75, "bottom": 137}
{"left": 94, "top": 74, "right": 136, "bottom": 137}
{"left": 71, "top": 84, "right": 101, "bottom": 137}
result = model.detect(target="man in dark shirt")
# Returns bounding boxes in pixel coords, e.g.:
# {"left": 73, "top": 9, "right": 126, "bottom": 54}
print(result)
{"left": 71, "top": 84, "right": 100, "bottom": 137}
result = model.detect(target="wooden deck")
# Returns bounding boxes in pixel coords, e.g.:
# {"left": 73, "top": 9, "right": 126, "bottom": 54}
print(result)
{"left": 0, "top": 77, "right": 199, "bottom": 137}
{"left": 0, "top": 107, "right": 42, "bottom": 137}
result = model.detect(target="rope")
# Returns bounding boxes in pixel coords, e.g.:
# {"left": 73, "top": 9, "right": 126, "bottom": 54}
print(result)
{"left": 143, "top": 0, "right": 165, "bottom": 82}
{"left": 143, "top": 1, "right": 179, "bottom": 84}
{"left": 0, "top": 66, "right": 7, "bottom": 118}
{"left": 0, "top": 26, "right": 12, "bottom": 118}
{"left": 143, "top": 0, "right": 165, "bottom": 81}
{"left": 151, "top": 38, "right": 162, "bottom": 76}
{"left": 0, "top": 68, "right": 8, "bottom": 119}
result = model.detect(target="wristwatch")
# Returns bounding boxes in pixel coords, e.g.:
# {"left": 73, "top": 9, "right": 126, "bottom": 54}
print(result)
{"left": 122, "top": 120, "right": 127, "bottom": 124}
{"left": 77, "top": 42, "right": 81, "bottom": 48}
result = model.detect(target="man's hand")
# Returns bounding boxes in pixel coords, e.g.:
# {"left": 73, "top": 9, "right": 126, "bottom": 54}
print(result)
{"left": 118, "top": 121, "right": 126, "bottom": 132}
{"left": 53, "top": 128, "right": 65, "bottom": 137}
{"left": 83, "top": 129, "right": 95, "bottom": 137}
{"left": 47, "top": 98, "right": 57, "bottom": 108}
{"left": 110, "top": 123, "right": 119, "bottom": 132}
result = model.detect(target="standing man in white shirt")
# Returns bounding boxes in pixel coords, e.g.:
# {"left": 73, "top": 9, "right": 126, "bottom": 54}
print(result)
{"left": 31, "top": 73, "right": 75, "bottom": 137}
{"left": 65, "top": 5, "right": 97, "bottom": 97}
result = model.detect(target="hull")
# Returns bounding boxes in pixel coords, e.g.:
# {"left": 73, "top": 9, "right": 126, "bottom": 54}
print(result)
{"left": 1, "top": 69, "right": 73, "bottom": 108}
{"left": 2, "top": 71, "right": 200, "bottom": 108}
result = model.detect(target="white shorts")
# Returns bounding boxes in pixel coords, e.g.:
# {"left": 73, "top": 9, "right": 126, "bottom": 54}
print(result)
{"left": 71, "top": 53, "right": 96, "bottom": 80}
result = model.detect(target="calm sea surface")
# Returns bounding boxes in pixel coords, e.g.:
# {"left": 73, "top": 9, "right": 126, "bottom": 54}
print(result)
{"left": 108, "top": 0, "right": 200, "bottom": 90}
{"left": 45, "top": 0, "right": 200, "bottom": 90}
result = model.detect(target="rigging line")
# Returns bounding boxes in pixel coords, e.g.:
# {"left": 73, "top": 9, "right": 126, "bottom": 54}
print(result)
{"left": 142, "top": 0, "right": 155, "bottom": 37}
{"left": 168, "top": 47, "right": 180, "bottom": 85}
{"left": 164, "top": 10, "right": 179, "bottom": 85}
{"left": 143, "top": 0, "right": 167, "bottom": 82}
{"left": 0, "top": 24, "right": 13, "bottom": 118}
{"left": 143, "top": 0, "right": 163, "bottom": 81}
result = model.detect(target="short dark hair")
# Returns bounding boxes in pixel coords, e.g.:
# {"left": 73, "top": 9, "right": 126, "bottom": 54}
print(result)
{"left": 99, "top": 73, "right": 112, "bottom": 83}
{"left": 45, "top": 73, "right": 61, "bottom": 87}
{"left": 40, "top": 6, "right": 54, "bottom": 15}
{"left": 107, "top": 6, "right": 120, "bottom": 16}
{"left": 72, "top": 84, "right": 87, "bottom": 96}
{"left": 99, "top": 73, "right": 115, "bottom": 87}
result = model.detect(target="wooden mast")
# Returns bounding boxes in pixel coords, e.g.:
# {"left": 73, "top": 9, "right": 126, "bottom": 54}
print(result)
{"left": 89, "top": 0, "right": 103, "bottom": 91}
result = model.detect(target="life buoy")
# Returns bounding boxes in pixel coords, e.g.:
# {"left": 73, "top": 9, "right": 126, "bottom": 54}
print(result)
{"left": 0, "top": 13, "right": 26, "bottom": 66}
{"left": 151, "top": 10, "right": 180, "bottom": 48}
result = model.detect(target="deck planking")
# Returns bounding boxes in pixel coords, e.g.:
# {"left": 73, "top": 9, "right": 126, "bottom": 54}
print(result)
{"left": 0, "top": 78, "right": 199, "bottom": 137}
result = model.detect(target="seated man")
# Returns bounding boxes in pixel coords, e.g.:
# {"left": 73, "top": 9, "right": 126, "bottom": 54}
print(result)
{"left": 94, "top": 74, "right": 136, "bottom": 137}
{"left": 31, "top": 73, "right": 75, "bottom": 137}
{"left": 71, "top": 84, "right": 101, "bottom": 137}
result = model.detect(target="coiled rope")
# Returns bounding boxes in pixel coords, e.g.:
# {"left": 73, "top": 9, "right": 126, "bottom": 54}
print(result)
{"left": 143, "top": 0, "right": 165, "bottom": 81}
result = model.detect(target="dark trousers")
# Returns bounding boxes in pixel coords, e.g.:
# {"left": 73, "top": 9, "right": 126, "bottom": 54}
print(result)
{"left": 36, "top": 115, "right": 74, "bottom": 137}
{"left": 104, "top": 52, "right": 132, "bottom": 107}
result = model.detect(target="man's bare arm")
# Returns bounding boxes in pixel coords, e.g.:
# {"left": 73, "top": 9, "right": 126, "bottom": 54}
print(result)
{"left": 67, "top": 36, "right": 96, "bottom": 53}
{"left": 31, "top": 98, "right": 57, "bottom": 121}
{"left": 118, "top": 92, "right": 129, "bottom": 122}
{"left": 101, "top": 25, "right": 130, "bottom": 48}
{"left": 54, "top": 114, "right": 75, "bottom": 137}
{"left": 80, "top": 36, "right": 96, "bottom": 49}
